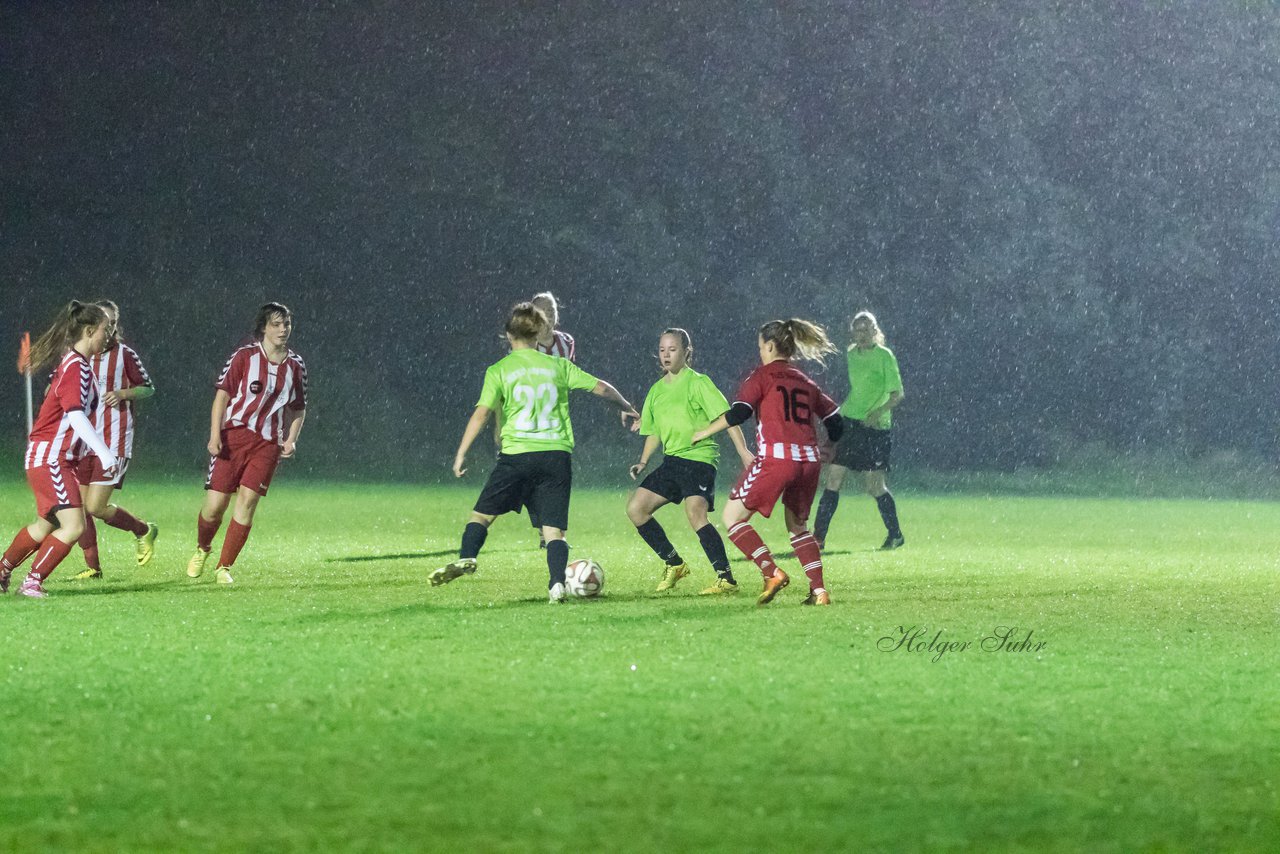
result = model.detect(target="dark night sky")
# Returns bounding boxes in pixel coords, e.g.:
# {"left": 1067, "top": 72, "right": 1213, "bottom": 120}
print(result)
{"left": 4, "top": 3, "right": 1280, "bottom": 483}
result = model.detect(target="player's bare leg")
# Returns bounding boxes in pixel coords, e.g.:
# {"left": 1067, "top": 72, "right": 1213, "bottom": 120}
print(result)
{"left": 628, "top": 488, "right": 687, "bottom": 591}
{"left": 723, "top": 498, "right": 788, "bottom": 605}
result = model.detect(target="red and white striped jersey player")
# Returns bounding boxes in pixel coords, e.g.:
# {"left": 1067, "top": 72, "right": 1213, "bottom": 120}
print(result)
{"left": 691, "top": 319, "right": 844, "bottom": 607}
{"left": 1, "top": 301, "right": 118, "bottom": 598}
{"left": 73, "top": 303, "right": 160, "bottom": 579}
{"left": 188, "top": 302, "right": 308, "bottom": 585}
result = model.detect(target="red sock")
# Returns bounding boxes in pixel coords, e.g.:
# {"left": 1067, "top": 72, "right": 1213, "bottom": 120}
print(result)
{"left": 790, "top": 529, "right": 825, "bottom": 591}
{"left": 727, "top": 522, "right": 778, "bottom": 578}
{"left": 30, "top": 536, "right": 74, "bottom": 581}
{"left": 197, "top": 513, "right": 220, "bottom": 552}
{"left": 104, "top": 506, "right": 149, "bottom": 537}
{"left": 79, "top": 515, "right": 101, "bottom": 570}
{"left": 218, "top": 520, "right": 252, "bottom": 568}
{"left": 2, "top": 528, "right": 41, "bottom": 571}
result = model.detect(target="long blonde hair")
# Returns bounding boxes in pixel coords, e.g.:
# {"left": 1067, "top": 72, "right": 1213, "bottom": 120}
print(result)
{"left": 29, "top": 300, "right": 108, "bottom": 373}
{"left": 759, "top": 318, "right": 837, "bottom": 365}
{"left": 851, "top": 310, "right": 886, "bottom": 347}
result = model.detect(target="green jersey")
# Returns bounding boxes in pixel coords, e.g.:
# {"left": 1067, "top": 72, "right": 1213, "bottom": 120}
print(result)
{"left": 839, "top": 344, "right": 903, "bottom": 426}
{"left": 639, "top": 368, "right": 731, "bottom": 466}
{"left": 478, "top": 349, "right": 600, "bottom": 454}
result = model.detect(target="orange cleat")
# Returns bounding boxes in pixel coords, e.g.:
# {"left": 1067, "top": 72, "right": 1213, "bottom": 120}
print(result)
{"left": 756, "top": 568, "right": 790, "bottom": 606}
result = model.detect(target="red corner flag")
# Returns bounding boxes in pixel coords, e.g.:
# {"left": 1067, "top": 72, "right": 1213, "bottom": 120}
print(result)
{"left": 17, "top": 332, "right": 30, "bottom": 374}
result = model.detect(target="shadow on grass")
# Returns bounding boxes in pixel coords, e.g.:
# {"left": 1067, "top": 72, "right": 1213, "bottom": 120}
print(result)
{"left": 49, "top": 578, "right": 235, "bottom": 597}
{"left": 325, "top": 547, "right": 531, "bottom": 564}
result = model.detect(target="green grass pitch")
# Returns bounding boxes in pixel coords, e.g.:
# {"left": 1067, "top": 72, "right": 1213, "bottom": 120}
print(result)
{"left": 1, "top": 480, "right": 1277, "bottom": 851}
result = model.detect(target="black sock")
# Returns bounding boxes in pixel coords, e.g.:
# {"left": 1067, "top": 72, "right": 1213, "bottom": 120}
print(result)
{"left": 696, "top": 524, "right": 735, "bottom": 584}
{"left": 635, "top": 518, "right": 681, "bottom": 565}
{"left": 875, "top": 492, "right": 901, "bottom": 538}
{"left": 814, "top": 489, "right": 840, "bottom": 542}
{"left": 460, "top": 522, "right": 488, "bottom": 559}
{"left": 546, "top": 539, "right": 569, "bottom": 587}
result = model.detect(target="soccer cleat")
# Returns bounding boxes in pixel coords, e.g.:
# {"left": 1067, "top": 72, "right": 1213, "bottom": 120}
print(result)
{"left": 698, "top": 578, "right": 739, "bottom": 595}
{"left": 801, "top": 590, "right": 832, "bottom": 606}
{"left": 429, "top": 557, "right": 477, "bottom": 587}
{"left": 548, "top": 582, "right": 566, "bottom": 603}
{"left": 654, "top": 561, "right": 690, "bottom": 592}
{"left": 215, "top": 567, "right": 234, "bottom": 585}
{"left": 0, "top": 566, "right": 11, "bottom": 594}
{"left": 187, "top": 548, "right": 210, "bottom": 578}
{"left": 879, "top": 534, "right": 905, "bottom": 551}
{"left": 18, "top": 574, "right": 47, "bottom": 599}
{"left": 73, "top": 567, "right": 104, "bottom": 581}
{"left": 756, "top": 568, "right": 790, "bottom": 606}
{"left": 136, "top": 523, "right": 159, "bottom": 566}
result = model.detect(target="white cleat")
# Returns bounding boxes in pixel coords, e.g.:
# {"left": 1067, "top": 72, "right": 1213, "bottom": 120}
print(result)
{"left": 548, "top": 582, "right": 566, "bottom": 603}
{"left": 215, "top": 567, "right": 234, "bottom": 585}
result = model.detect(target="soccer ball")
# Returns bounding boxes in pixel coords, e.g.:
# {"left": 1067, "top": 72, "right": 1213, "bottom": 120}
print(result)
{"left": 565, "top": 558, "right": 604, "bottom": 598}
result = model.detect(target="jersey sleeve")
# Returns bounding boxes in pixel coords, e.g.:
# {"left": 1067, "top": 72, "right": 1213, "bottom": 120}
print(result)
{"left": 123, "top": 345, "right": 154, "bottom": 389}
{"left": 811, "top": 380, "right": 839, "bottom": 420}
{"left": 562, "top": 359, "right": 599, "bottom": 393}
{"left": 695, "top": 374, "right": 731, "bottom": 420}
{"left": 477, "top": 364, "right": 503, "bottom": 410}
{"left": 882, "top": 348, "right": 903, "bottom": 392}
{"left": 54, "top": 361, "right": 94, "bottom": 415}
{"left": 288, "top": 354, "right": 308, "bottom": 410}
{"left": 561, "top": 331, "right": 577, "bottom": 362}
{"left": 215, "top": 349, "right": 244, "bottom": 395}
{"left": 733, "top": 369, "right": 765, "bottom": 412}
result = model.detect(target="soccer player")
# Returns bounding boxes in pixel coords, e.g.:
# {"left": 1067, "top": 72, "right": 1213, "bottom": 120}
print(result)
{"left": 432, "top": 301, "right": 639, "bottom": 602}
{"left": 813, "top": 311, "right": 905, "bottom": 551}
{"left": 691, "top": 319, "right": 844, "bottom": 606}
{"left": 627, "top": 328, "right": 754, "bottom": 594}
{"left": 531, "top": 291, "right": 576, "bottom": 360}
{"left": 187, "top": 302, "right": 307, "bottom": 585}
{"left": 73, "top": 299, "right": 159, "bottom": 580}
{"left": 1, "top": 301, "right": 119, "bottom": 598}
{"left": 526, "top": 290, "right": 575, "bottom": 547}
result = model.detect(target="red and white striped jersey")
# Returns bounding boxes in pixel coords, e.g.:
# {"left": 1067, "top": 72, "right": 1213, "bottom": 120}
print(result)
{"left": 536, "top": 330, "right": 576, "bottom": 362}
{"left": 89, "top": 342, "right": 153, "bottom": 460}
{"left": 25, "top": 350, "right": 99, "bottom": 469}
{"left": 734, "top": 360, "right": 838, "bottom": 462}
{"left": 216, "top": 343, "right": 308, "bottom": 442}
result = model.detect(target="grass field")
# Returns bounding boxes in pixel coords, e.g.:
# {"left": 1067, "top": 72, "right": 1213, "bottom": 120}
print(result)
{"left": 1, "top": 480, "right": 1277, "bottom": 852}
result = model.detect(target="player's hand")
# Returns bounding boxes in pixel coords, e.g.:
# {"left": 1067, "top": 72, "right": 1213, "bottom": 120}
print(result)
{"left": 690, "top": 429, "right": 708, "bottom": 444}
{"left": 453, "top": 455, "right": 468, "bottom": 478}
{"left": 102, "top": 390, "right": 122, "bottom": 407}
{"left": 738, "top": 450, "right": 755, "bottom": 469}
{"left": 620, "top": 409, "right": 641, "bottom": 431}
{"left": 101, "top": 453, "right": 119, "bottom": 480}
{"left": 629, "top": 461, "right": 647, "bottom": 480}
{"left": 207, "top": 435, "right": 222, "bottom": 456}
{"left": 281, "top": 440, "right": 297, "bottom": 459}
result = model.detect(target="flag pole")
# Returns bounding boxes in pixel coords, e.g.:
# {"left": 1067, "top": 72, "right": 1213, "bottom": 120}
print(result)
{"left": 18, "top": 332, "right": 32, "bottom": 435}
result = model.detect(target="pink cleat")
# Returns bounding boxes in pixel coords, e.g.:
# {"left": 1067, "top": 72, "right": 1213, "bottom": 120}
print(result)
{"left": 18, "top": 574, "right": 47, "bottom": 599}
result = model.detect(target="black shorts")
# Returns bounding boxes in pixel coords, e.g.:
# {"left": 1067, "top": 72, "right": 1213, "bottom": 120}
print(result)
{"left": 638, "top": 456, "right": 717, "bottom": 510}
{"left": 833, "top": 419, "right": 892, "bottom": 472}
{"left": 474, "top": 451, "right": 572, "bottom": 531}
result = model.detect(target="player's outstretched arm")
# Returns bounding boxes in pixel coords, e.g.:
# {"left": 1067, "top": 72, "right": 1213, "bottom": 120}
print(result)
{"left": 727, "top": 424, "right": 754, "bottom": 468}
{"left": 453, "top": 405, "right": 493, "bottom": 478}
{"left": 590, "top": 380, "right": 640, "bottom": 428}
{"left": 208, "top": 389, "right": 231, "bottom": 455}
{"left": 67, "top": 411, "right": 119, "bottom": 476}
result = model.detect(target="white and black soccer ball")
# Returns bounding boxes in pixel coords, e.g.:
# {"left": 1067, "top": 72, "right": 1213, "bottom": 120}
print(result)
{"left": 565, "top": 558, "right": 604, "bottom": 598}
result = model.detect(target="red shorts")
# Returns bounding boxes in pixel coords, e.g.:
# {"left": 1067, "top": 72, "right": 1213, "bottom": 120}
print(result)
{"left": 205, "top": 429, "right": 281, "bottom": 497}
{"left": 77, "top": 455, "right": 131, "bottom": 489}
{"left": 730, "top": 457, "right": 822, "bottom": 521}
{"left": 26, "top": 460, "right": 82, "bottom": 520}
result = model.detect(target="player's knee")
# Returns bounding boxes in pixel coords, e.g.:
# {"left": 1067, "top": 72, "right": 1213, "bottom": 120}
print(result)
{"left": 626, "top": 501, "right": 650, "bottom": 525}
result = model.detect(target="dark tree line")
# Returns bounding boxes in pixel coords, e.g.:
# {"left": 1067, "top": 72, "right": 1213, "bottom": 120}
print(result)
{"left": 3, "top": 2, "right": 1278, "bottom": 482}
